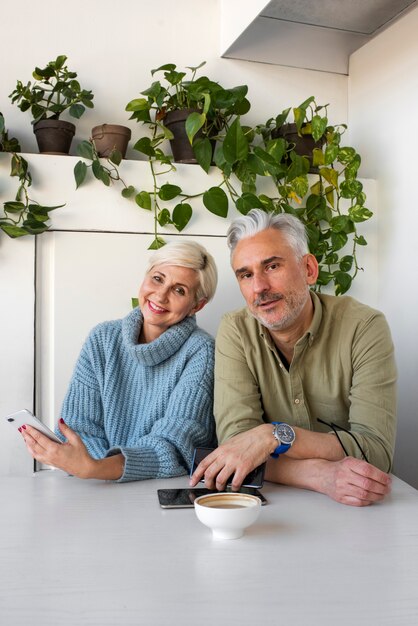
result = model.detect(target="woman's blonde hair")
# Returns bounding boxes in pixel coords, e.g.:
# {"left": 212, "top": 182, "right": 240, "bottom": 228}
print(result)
{"left": 147, "top": 240, "right": 218, "bottom": 303}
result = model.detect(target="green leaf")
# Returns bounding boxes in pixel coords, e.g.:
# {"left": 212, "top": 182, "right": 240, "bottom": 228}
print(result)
{"left": 185, "top": 112, "right": 205, "bottom": 144}
{"left": 69, "top": 103, "right": 85, "bottom": 119}
{"left": 340, "top": 179, "right": 363, "bottom": 199}
{"left": 193, "top": 137, "right": 212, "bottom": 173}
{"left": 312, "top": 148, "right": 325, "bottom": 167}
{"left": 131, "top": 297, "right": 139, "bottom": 309}
{"left": 275, "top": 108, "right": 291, "bottom": 128}
{"left": 223, "top": 118, "right": 249, "bottom": 164}
{"left": 339, "top": 255, "right": 354, "bottom": 272}
{"left": 291, "top": 176, "right": 309, "bottom": 199}
{"left": 74, "top": 161, "right": 87, "bottom": 189}
{"left": 172, "top": 203, "right": 192, "bottom": 231}
{"left": 148, "top": 236, "right": 166, "bottom": 250}
{"left": 338, "top": 147, "right": 356, "bottom": 164}
{"left": 109, "top": 149, "right": 122, "bottom": 166}
{"left": 3, "top": 201, "right": 25, "bottom": 213}
{"left": 349, "top": 205, "right": 373, "bottom": 223}
{"left": 334, "top": 271, "right": 353, "bottom": 296}
{"left": 203, "top": 187, "right": 228, "bottom": 217}
{"left": 235, "top": 193, "right": 263, "bottom": 215}
{"left": 157, "top": 209, "right": 172, "bottom": 227}
{"left": 77, "top": 140, "right": 94, "bottom": 160}
{"left": 319, "top": 166, "right": 338, "bottom": 188}
{"left": 0, "top": 223, "right": 28, "bottom": 238}
{"left": 258, "top": 195, "right": 275, "bottom": 211}
{"left": 135, "top": 191, "right": 152, "bottom": 210}
{"left": 331, "top": 215, "right": 355, "bottom": 234}
{"left": 324, "top": 144, "right": 339, "bottom": 165}
{"left": 158, "top": 184, "right": 182, "bottom": 201}
{"left": 133, "top": 137, "right": 155, "bottom": 157}
{"left": 125, "top": 98, "right": 149, "bottom": 112}
{"left": 122, "top": 185, "right": 136, "bottom": 199}
{"left": 287, "top": 155, "right": 309, "bottom": 181}
{"left": 354, "top": 235, "right": 367, "bottom": 246}
{"left": 92, "top": 160, "right": 110, "bottom": 186}
{"left": 331, "top": 231, "right": 348, "bottom": 251}
{"left": 311, "top": 115, "right": 328, "bottom": 142}
{"left": 265, "top": 137, "right": 286, "bottom": 163}
{"left": 316, "top": 268, "right": 334, "bottom": 286}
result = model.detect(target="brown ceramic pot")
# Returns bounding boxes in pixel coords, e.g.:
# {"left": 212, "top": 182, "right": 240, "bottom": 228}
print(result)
{"left": 33, "top": 119, "right": 75, "bottom": 155}
{"left": 91, "top": 124, "right": 132, "bottom": 158}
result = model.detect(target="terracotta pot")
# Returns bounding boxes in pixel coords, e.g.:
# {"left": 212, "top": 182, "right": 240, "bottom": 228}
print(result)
{"left": 33, "top": 120, "right": 75, "bottom": 155}
{"left": 272, "top": 122, "right": 325, "bottom": 173}
{"left": 163, "top": 108, "right": 215, "bottom": 164}
{"left": 91, "top": 124, "right": 132, "bottom": 158}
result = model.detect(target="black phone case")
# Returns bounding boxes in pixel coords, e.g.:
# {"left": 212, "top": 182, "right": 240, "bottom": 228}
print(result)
{"left": 191, "top": 447, "right": 265, "bottom": 488}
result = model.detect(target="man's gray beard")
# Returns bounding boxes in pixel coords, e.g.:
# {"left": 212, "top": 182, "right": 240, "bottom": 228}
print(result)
{"left": 252, "top": 289, "right": 310, "bottom": 331}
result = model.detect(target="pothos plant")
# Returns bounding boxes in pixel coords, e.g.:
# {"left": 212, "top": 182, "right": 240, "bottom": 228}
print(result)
{"left": 0, "top": 112, "right": 63, "bottom": 238}
{"left": 123, "top": 62, "right": 251, "bottom": 248}
{"left": 252, "top": 96, "right": 372, "bottom": 295}
{"left": 72, "top": 85, "right": 372, "bottom": 294}
{"left": 74, "top": 62, "right": 252, "bottom": 249}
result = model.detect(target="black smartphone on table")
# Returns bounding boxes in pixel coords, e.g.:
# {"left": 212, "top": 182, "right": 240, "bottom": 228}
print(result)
{"left": 157, "top": 487, "right": 267, "bottom": 509}
{"left": 190, "top": 447, "right": 266, "bottom": 489}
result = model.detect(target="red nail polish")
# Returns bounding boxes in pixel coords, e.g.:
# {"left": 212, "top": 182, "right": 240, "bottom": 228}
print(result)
{"left": 22, "top": 424, "right": 27, "bottom": 430}
{"left": 18, "top": 427, "right": 22, "bottom": 432}
{"left": 59, "top": 418, "right": 65, "bottom": 424}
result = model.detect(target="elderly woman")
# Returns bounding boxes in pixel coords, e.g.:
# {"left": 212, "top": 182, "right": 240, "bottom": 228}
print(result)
{"left": 20, "top": 240, "right": 217, "bottom": 482}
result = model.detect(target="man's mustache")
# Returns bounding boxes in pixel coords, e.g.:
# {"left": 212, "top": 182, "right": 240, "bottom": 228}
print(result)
{"left": 254, "top": 292, "right": 284, "bottom": 307}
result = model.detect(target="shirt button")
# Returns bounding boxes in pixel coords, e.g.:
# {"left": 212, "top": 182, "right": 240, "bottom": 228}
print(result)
{"left": 294, "top": 398, "right": 300, "bottom": 405}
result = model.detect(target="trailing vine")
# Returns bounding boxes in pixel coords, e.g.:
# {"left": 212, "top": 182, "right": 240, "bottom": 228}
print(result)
{"left": 0, "top": 112, "right": 64, "bottom": 238}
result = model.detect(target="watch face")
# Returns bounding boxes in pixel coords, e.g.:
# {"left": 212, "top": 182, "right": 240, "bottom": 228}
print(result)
{"left": 277, "top": 423, "right": 295, "bottom": 444}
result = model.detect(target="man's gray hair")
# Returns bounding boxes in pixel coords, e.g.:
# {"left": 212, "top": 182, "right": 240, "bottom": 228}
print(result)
{"left": 227, "top": 209, "right": 309, "bottom": 259}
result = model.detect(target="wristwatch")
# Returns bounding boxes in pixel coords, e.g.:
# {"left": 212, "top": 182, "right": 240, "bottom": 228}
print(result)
{"left": 271, "top": 422, "right": 296, "bottom": 458}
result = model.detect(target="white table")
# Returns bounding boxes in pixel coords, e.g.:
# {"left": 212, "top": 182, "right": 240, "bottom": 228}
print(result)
{"left": 0, "top": 472, "right": 417, "bottom": 626}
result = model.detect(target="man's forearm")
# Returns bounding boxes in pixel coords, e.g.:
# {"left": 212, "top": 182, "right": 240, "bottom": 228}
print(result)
{"left": 286, "top": 427, "right": 345, "bottom": 462}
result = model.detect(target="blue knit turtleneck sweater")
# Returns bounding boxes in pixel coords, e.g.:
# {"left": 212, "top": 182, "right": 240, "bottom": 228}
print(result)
{"left": 59, "top": 307, "right": 216, "bottom": 482}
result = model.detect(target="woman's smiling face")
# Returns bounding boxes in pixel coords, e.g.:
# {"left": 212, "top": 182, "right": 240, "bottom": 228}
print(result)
{"left": 138, "top": 264, "right": 202, "bottom": 342}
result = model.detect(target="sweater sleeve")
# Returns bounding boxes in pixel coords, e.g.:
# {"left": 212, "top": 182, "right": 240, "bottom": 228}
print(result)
{"left": 58, "top": 331, "right": 110, "bottom": 459}
{"left": 107, "top": 339, "right": 216, "bottom": 482}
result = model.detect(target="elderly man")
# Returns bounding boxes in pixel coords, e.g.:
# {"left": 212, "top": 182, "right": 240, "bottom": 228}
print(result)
{"left": 190, "top": 209, "right": 397, "bottom": 506}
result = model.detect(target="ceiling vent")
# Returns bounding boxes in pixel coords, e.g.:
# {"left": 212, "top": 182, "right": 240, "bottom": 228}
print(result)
{"left": 221, "top": 0, "right": 417, "bottom": 74}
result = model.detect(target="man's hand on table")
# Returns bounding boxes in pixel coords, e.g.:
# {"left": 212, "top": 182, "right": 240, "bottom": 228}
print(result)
{"left": 316, "top": 456, "right": 392, "bottom": 506}
{"left": 189, "top": 424, "right": 275, "bottom": 491}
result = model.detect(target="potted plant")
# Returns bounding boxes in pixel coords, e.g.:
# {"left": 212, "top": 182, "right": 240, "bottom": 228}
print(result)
{"left": 259, "top": 96, "right": 328, "bottom": 173}
{"left": 125, "top": 61, "right": 250, "bottom": 171}
{"left": 9, "top": 54, "right": 94, "bottom": 155}
{"left": 254, "top": 97, "right": 372, "bottom": 295}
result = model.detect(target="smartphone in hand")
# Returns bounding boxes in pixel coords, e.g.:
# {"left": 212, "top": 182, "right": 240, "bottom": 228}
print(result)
{"left": 5, "top": 409, "right": 62, "bottom": 444}
{"left": 191, "top": 447, "right": 265, "bottom": 489}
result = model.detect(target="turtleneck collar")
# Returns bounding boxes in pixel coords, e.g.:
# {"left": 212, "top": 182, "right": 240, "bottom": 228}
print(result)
{"left": 122, "top": 307, "right": 197, "bottom": 366}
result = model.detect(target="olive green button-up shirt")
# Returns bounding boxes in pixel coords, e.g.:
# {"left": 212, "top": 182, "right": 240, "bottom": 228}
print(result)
{"left": 214, "top": 292, "right": 397, "bottom": 472}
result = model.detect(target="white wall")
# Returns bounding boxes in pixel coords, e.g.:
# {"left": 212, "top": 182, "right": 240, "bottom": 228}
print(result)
{"left": 349, "top": 7, "right": 418, "bottom": 488}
